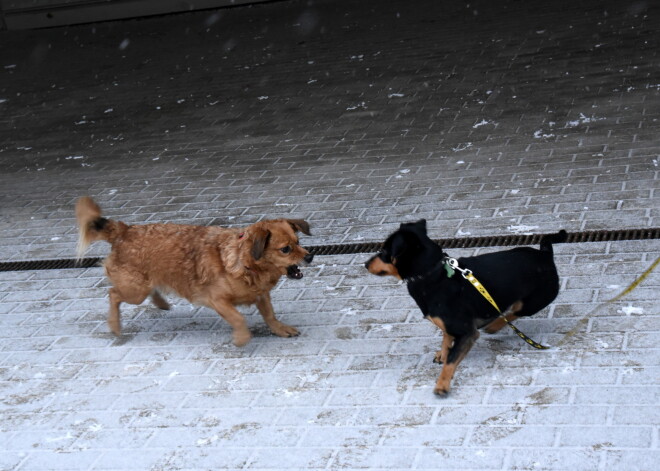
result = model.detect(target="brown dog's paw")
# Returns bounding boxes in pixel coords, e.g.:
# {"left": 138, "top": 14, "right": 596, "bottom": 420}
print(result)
{"left": 232, "top": 329, "right": 252, "bottom": 347}
{"left": 433, "top": 387, "right": 450, "bottom": 397}
{"left": 270, "top": 322, "right": 300, "bottom": 338}
{"left": 108, "top": 319, "right": 122, "bottom": 336}
{"left": 151, "top": 292, "right": 170, "bottom": 310}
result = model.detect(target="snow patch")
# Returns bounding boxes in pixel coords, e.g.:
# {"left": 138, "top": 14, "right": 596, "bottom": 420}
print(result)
{"left": 196, "top": 435, "right": 219, "bottom": 446}
{"left": 565, "top": 113, "right": 605, "bottom": 128}
{"left": 452, "top": 143, "right": 472, "bottom": 152}
{"left": 346, "top": 102, "right": 367, "bottom": 111}
{"left": 473, "top": 119, "right": 493, "bottom": 128}
{"left": 618, "top": 305, "right": 644, "bottom": 315}
{"left": 508, "top": 225, "right": 539, "bottom": 234}
{"left": 533, "top": 130, "right": 555, "bottom": 139}
{"left": 46, "top": 432, "right": 74, "bottom": 443}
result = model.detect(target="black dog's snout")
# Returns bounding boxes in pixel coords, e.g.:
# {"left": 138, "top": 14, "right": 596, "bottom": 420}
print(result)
{"left": 304, "top": 253, "right": 314, "bottom": 264}
{"left": 364, "top": 255, "right": 376, "bottom": 269}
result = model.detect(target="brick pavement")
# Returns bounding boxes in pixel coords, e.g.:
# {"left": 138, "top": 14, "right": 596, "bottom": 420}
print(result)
{"left": 1, "top": 0, "right": 659, "bottom": 469}
{"left": 1, "top": 242, "right": 659, "bottom": 470}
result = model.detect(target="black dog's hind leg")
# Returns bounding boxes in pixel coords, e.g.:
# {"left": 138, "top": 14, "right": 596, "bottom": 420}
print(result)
{"left": 484, "top": 300, "right": 523, "bottom": 334}
{"left": 434, "top": 330, "right": 479, "bottom": 396}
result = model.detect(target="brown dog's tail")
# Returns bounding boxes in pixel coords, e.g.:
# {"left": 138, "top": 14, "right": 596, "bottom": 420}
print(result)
{"left": 540, "top": 229, "right": 568, "bottom": 254}
{"left": 75, "top": 196, "right": 127, "bottom": 259}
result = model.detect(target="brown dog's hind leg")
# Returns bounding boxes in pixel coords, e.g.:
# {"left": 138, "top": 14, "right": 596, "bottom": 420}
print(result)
{"left": 483, "top": 301, "right": 523, "bottom": 334}
{"left": 434, "top": 330, "right": 479, "bottom": 396}
{"left": 256, "top": 293, "right": 299, "bottom": 338}
{"left": 151, "top": 290, "right": 170, "bottom": 310}
{"left": 108, "top": 287, "right": 123, "bottom": 336}
{"left": 108, "top": 286, "right": 150, "bottom": 336}
{"left": 107, "top": 283, "right": 151, "bottom": 336}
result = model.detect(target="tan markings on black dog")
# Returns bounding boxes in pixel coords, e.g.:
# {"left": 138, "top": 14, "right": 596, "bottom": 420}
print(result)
{"left": 365, "top": 255, "right": 400, "bottom": 278}
{"left": 433, "top": 331, "right": 479, "bottom": 396}
{"left": 76, "top": 196, "right": 312, "bottom": 346}
{"left": 483, "top": 301, "right": 523, "bottom": 334}
{"left": 427, "top": 316, "right": 454, "bottom": 365}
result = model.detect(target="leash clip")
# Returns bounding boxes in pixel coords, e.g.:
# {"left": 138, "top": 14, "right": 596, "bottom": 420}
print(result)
{"left": 446, "top": 257, "right": 472, "bottom": 279}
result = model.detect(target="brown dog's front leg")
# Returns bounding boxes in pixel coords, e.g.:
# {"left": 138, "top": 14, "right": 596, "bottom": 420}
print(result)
{"left": 434, "top": 330, "right": 479, "bottom": 396}
{"left": 210, "top": 298, "right": 252, "bottom": 347}
{"left": 256, "top": 293, "right": 299, "bottom": 338}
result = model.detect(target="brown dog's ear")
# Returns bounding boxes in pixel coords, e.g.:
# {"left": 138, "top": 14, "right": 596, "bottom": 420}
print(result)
{"left": 287, "top": 219, "right": 311, "bottom": 236}
{"left": 251, "top": 227, "right": 271, "bottom": 260}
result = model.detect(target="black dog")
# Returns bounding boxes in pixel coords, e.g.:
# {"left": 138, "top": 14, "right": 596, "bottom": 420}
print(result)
{"left": 365, "top": 220, "right": 566, "bottom": 396}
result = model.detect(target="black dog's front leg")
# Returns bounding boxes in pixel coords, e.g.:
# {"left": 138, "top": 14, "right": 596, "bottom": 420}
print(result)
{"left": 434, "top": 330, "right": 480, "bottom": 396}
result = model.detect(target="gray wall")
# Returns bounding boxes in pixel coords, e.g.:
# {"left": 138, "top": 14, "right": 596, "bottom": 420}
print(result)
{"left": 1, "top": 0, "right": 273, "bottom": 30}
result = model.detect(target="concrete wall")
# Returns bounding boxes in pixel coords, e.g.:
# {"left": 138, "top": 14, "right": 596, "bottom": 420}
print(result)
{"left": 0, "top": 0, "right": 273, "bottom": 30}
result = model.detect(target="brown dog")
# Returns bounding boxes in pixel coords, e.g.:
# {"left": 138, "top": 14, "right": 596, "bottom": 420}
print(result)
{"left": 75, "top": 196, "right": 313, "bottom": 346}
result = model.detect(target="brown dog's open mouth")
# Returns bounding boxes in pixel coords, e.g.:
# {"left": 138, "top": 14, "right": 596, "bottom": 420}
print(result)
{"left": 286, "top": 265, "right": 303, "bottom": 279}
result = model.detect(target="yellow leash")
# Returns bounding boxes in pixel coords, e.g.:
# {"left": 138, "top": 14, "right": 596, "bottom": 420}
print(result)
{"left": 445, "top": 258, "right": 550, "bottom": 350}
{"left": 445, "top": 254, "right": 660, "bottom": 349}
{"left": 559, "top": 255, "right": 660, "bottom": 345}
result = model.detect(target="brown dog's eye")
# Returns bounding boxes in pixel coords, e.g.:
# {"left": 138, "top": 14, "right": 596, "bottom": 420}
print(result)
{"left": 280, "top": 246, "right": 292, "bottom": 254}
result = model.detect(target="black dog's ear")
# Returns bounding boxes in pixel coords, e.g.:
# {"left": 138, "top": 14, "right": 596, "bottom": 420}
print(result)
{"left": 251, "top": 228, "right": 271, "bottom": 260}
{"left": 287, "top": 219, "right": 311, "bottom": 236}
{"left": 414, "top": 219, "right": 427, "bottom": 233}
{"left": 399, "top": 219, "right": 427, "bottom": 234}
{"left": 390, "top": 232, "right": 409, "bottom": 260}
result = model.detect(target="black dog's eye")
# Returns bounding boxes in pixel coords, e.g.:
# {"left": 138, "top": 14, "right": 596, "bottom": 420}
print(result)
{"left": 379, "top": 252, "right": 391, "bottom": 263}
{"left": 281, "top": 246, "right": 292, "bottom": 254}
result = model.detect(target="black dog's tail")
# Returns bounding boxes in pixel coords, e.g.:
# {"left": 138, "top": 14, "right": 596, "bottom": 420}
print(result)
{"left": 540, "top": 229, "right": 568, "bottom": 254}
